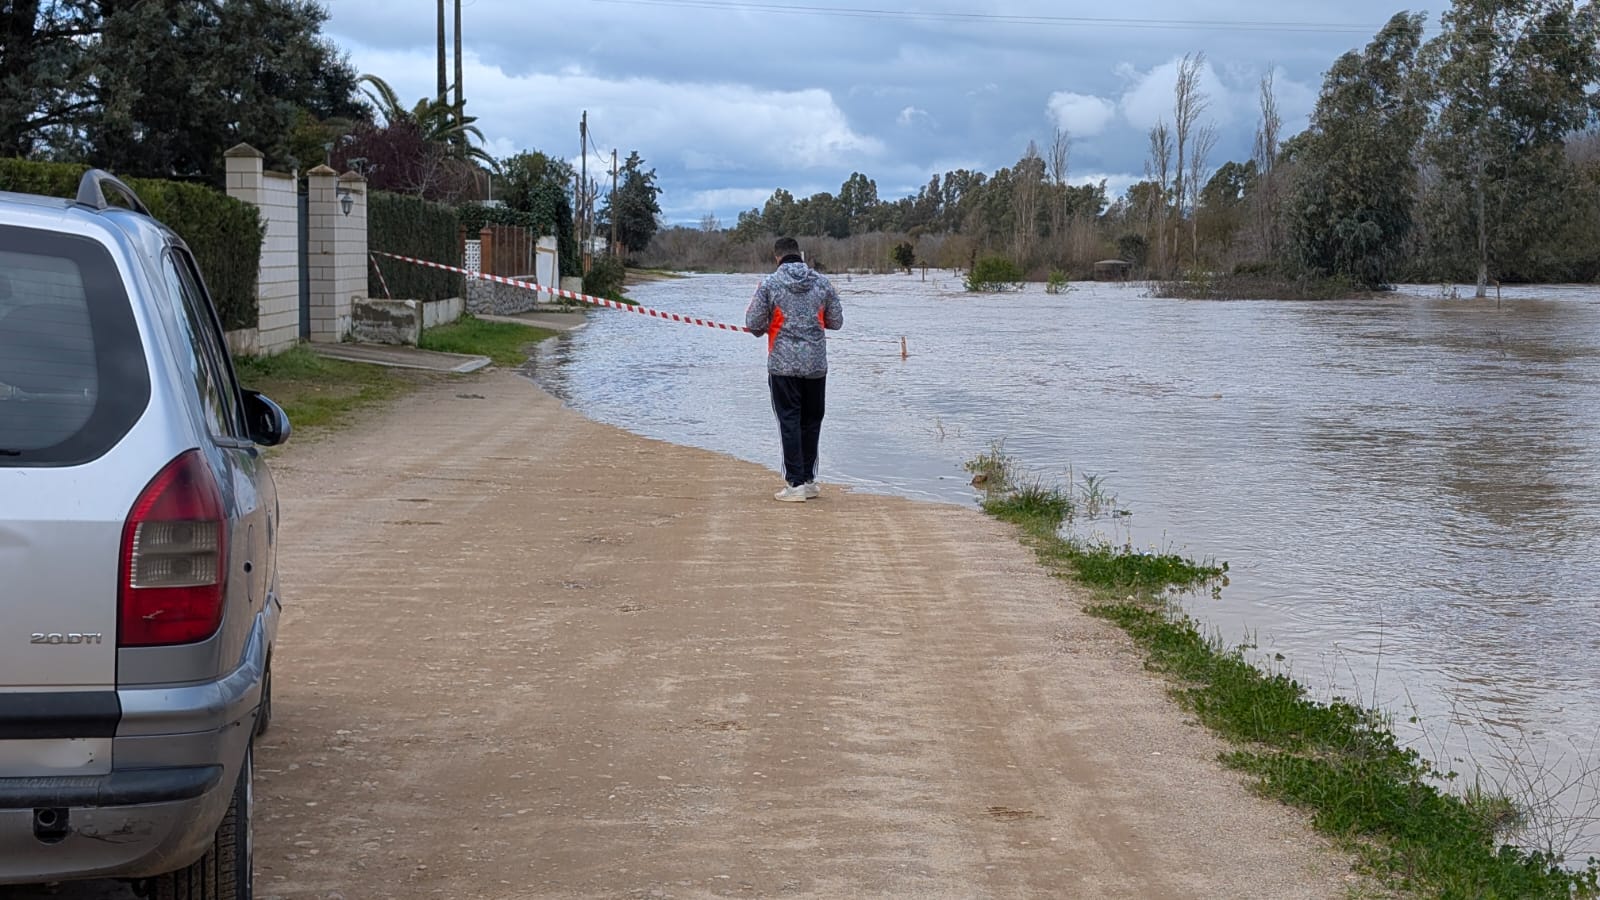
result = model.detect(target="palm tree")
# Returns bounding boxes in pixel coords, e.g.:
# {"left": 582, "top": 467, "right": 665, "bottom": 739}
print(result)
{"left": 357, "top": 74, "right": 496, "bottom": 170}
{"left": 358, "top": 74, "right": 409, "bottom": 127}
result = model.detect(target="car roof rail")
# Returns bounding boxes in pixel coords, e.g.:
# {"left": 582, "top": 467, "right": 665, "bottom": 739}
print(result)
{"left": 75, "top": 168, "right": 151, "bottom": 217}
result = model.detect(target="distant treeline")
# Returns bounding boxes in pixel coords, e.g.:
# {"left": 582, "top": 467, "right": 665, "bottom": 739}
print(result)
{"left": 640, "top": 2, "right": 1600, "bottom": 295}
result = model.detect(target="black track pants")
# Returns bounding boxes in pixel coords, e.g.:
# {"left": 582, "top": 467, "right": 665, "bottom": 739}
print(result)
{"left": 768, "top": 374, "right": 826, "bottom": 487}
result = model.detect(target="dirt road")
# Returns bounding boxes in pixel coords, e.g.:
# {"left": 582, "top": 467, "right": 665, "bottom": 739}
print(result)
{"left": 14, "top": 372, "right": 1352, "bottom": 899}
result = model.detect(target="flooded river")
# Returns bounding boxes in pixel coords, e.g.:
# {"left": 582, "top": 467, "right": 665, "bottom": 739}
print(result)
{"left": 529, "top": 271, "right": 1600, "bottom": 859}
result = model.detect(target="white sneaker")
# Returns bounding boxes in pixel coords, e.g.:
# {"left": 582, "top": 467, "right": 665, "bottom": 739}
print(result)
{"left": 803, "top": 481, "right": 820, "bottom": 499}
{"left": 774, "top": 485, "right": 809, "bottom": 502}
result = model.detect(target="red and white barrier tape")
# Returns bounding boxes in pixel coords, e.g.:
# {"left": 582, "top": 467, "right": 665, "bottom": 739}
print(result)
{"left": 369, "top": 254, "right": 394, "bottom": 300}
{"left": 371, "top": 250, "right": 752, "bottom": 334}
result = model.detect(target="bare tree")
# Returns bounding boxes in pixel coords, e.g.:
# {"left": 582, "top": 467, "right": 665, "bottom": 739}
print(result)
{"left": 1187, "top": 122, "right": 1219, "bottom": 263}
{"left": 1251, "top": 69, "right": 1283, "bottom": 260}
{"left": 1012, "top": 141, "right": 1044, "bottom": 265}
{"left": 1146, "top": 122, "right": 1173, "bottom": 275}
{"left": 699, "top": 213, "right": 721, "bottom": 233}
{"left": 1172, "top": 51, "right": 1209, "bottom": 267}
{"left": 1047, "top": 127, "right": 1071, "bottom": 261}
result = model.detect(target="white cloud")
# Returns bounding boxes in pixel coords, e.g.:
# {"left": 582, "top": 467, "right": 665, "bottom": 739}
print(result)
{"left": 1270, "top": 72, "right": 1320, "bottom": 136}
{"left": 324, "top": 0, "right": 1372, "bottom": 224}
{"left": 1070, "top": 171, "right": 1142, "bottom": 200}
{"left": 1114, "top": 57, "right": 1318, "bottom": 144}
{"left": 686, "top": 187, "right": 775, "bottom": 211}
{"left": 1046, "top": 91, "right": 1118, "bottom": 136}
{"left": 897, "top": 106, "right": 933, "bottom": 127}
{"left": 1117, "top": 57, "right": 1235, "bottom": 130}
{"left": 483, "top": 136, "right": 518, "bottom": 161}
{"left": 348, "top": 46, "right": 884, "bottom": 172}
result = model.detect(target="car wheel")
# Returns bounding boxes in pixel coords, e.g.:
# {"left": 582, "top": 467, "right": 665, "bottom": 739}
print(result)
{"left": 255, "top": 664, "right": 272, "bottom": 737}
{"left": 149, "top": 743, "right": 253, "bottom": 900}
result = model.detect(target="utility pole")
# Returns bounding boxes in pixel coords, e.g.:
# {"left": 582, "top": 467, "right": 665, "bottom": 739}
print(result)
{"left": 610, "top": 148, "right": 618, "bottom": 258}
{"left": 435, "top": 0, "right": 447, "bottom": 100}
{"left": 580, "top": 111, "right": 590, "bottom": 275}
{"left": 453, "top": 0, "right": 463, "bottom": 116}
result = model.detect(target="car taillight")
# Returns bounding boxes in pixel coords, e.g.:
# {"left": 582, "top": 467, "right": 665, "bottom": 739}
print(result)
{"left": 119, "top": 450, "right": 228, "bottom": 647}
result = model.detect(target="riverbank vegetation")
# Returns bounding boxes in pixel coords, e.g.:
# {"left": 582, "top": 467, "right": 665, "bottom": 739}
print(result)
{"left": 637, "top": 2, "right": 1600, "bottom": 300}
{"left": 967, "top": 445, "right": 1600, "bottom": 898}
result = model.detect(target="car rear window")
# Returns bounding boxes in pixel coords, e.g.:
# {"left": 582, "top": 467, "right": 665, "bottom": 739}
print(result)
{"left": 0, "top": 224, "right": 149, "bottom": 467}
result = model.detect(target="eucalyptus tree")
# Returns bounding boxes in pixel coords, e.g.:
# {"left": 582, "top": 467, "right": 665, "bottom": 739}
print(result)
{"left": 1287, "top": 12, "right": 1429, "bottom": 288}
{"left": 1419, "top": 0, "right": 1600, "bottom": 292}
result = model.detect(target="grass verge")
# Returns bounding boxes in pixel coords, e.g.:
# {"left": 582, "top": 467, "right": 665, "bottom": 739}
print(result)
{"left": 234, "top": 346, "right": 423, "bottom": 435}
{"left": 969, "top": 448, "right": 1600, "bottom": 899}
{"left": 419, "top": 315, "right": 560, "bottom": 366}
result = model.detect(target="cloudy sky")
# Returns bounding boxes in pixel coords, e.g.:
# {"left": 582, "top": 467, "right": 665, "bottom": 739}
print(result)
{"left": 322, "top": 0, "right": 1451, "bottom": 225}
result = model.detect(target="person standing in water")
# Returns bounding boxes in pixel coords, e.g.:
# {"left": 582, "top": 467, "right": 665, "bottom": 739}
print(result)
{"left": 745, "top": 236, "right": 844, "bottom": 502}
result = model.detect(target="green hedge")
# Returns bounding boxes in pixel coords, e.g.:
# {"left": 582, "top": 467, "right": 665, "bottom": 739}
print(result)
{"left": 459, "top": 202, "right": 578, "bottom": 278}
{"left": 368, "top": 191, "right": 462, "bottom": 302}
{"left": 0, "top": 159, "right": 264, "bottom": 331}
{"left": 458, "top": 203, "right": 542, "bottom": 235}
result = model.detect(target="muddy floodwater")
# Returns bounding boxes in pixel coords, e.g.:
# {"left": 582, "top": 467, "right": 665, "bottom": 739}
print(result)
{"left": 530, "top": 271, "right": 1600, "bottom": 860}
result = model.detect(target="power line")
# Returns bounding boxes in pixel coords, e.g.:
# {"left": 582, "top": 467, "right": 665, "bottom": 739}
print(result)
{"left": 589, "top": 1, "right": 1600, "bottom": 36}
{"left": 586, "top": 0, "right": 1407, "bottom": 34}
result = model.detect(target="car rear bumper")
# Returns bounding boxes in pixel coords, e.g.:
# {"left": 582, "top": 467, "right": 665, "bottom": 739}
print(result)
{"left": 0, "top": 764, "right": 220, "bottom": 807}
{"left": 0, "top": 608, "right": 272, "bottom": 885}
{"left": 0, "top": 741, "right": 245, "bottom": 885}
{"left": 0, "top": 774, "right": 229, "bottom": 883}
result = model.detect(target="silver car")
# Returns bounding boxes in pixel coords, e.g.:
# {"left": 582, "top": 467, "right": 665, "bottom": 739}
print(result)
{"left": 0, "top": 170, "right": 288, "bottom": 897}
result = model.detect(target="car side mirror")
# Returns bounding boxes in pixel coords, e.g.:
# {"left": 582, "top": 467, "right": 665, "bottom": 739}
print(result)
{"left": 241, "top": 390, "right": 291, "bottom": 447}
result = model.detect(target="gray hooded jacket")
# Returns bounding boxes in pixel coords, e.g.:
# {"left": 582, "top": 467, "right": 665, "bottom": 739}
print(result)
{"left": 745, "top": 260, "right": 844, "bottom": 377}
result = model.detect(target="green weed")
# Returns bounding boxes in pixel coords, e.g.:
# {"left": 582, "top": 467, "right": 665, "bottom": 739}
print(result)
{"left": 234, "top": 346, "right": 420, "bottom": 434}
{"left": 982, "top": 477, "right": 1073, "bottom": 530}
{"left": 419, "top": 315, "right": 559, "bottom": 366}
{"left": 963, "top": 441, "right": 1015, "bottom": 494}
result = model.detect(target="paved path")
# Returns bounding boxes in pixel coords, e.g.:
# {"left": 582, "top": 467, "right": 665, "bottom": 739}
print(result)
{"left": 7, "top": 372, "right": 1353, "bottom": 899}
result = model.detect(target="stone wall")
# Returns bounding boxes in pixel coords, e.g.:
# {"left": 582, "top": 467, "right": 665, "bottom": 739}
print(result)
{"left": 466, "top": 276, "right": 542, "bottom": 315}
{"left": 463, "top": 234, "right": 561, "bottom": 314}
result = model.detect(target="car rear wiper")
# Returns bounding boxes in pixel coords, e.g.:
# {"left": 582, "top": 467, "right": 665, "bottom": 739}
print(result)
{"left": 0, "top": 449, "right": 20, "bottom": 457}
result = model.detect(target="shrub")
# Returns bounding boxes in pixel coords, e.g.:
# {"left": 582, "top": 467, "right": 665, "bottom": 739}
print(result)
{"left": 964, "top": 255, "right": 1024, "bottom": 292}
{"left": 582, "top": 255, "right": 626, "bottom": 301}
{"left": 0, "top": 159, "right": 264, "bottom": 330}
{"left": 1045, "top": 270, "right": 1070, "bottom": 294}
{"left": 1116, "top": 233, "right": 1149, "bottom": 267}
{"left": 891, "top": 241, "right": 915, "bottom": 272}
{"left": 368, "top": 191, "right": 462, "bottom": 302}
{"left": 1150, "top": 272, "right": 1365, "bottom": 301}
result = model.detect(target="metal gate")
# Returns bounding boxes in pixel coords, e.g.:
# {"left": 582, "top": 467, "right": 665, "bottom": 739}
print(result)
{"left": 296, "top": 189, "right": 311, "bottom": 339}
